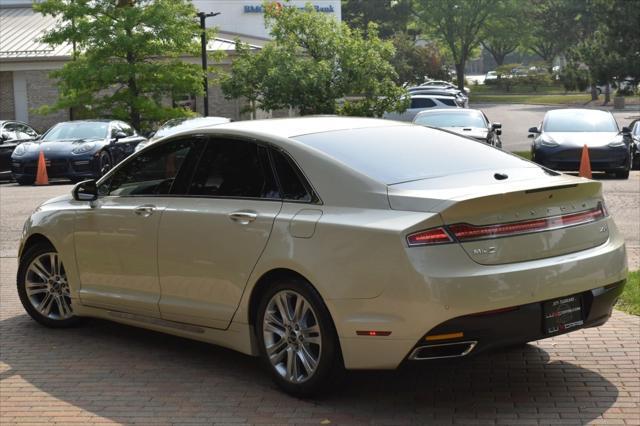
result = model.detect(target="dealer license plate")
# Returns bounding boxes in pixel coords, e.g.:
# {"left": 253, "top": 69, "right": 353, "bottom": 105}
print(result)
{"left": 543, "top": 295, "right": 584, "bottom": 334}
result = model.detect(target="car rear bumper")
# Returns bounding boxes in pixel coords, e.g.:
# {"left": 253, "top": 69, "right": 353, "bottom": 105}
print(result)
{"left": 406, "top": 279, "right": 625, "bottom": 361}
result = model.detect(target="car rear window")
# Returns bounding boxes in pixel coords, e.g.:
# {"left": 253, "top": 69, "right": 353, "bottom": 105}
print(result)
{"left": 296, "top": 125, "right": 534, "bottom": 184}
{"left": 437, "top": 98, "right": 457, "bottom": 106}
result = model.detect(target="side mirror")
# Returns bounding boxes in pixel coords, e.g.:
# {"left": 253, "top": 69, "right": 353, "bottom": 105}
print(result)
{"left": 491, "top": 122, "right": 502, "bottom": 129}
{"left": 113, "top": 131, "right": 127, "bottom": 142}
{"left": 0, "top": 133, "right": 8, "bottom": 142}
{"left": 146, "top": 131, "right": 156, "bottom": 139}
{"left": 528, "top": 126, "right": 540, "bottom": 134}
{"left": 621, "top": 126, "right": 631, "bottom": 135}
{"left": 72, "top": 180, "right": 98, "bottom": 202}
{"left": 496, "top": 129, "right": 502, "bottom": 135}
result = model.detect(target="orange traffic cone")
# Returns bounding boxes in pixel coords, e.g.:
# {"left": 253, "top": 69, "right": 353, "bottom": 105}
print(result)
{"left": 578, "top": 144, "right": 592, "bottom": 179}
{"left": 35, "top": 150, "right": 49, "bottom": 185}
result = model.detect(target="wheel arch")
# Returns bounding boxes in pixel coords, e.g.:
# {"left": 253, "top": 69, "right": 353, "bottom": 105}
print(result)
{"left": 247, "top": 268, "right": 313, "bottom": 327}
{"left": 19, "top": 233, "right": 55, "bottom": 260}
{"left": 246, "top": 266, "right": 345, "bottom": 368}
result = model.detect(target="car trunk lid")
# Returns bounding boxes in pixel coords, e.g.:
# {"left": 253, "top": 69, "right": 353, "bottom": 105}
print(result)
{"left": 388, "top": 169, "right": 609, "bottom": 265}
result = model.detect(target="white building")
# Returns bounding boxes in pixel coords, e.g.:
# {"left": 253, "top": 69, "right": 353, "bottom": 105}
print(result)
{"left": 0, "top": 0, "right": 341, "bottom": 130}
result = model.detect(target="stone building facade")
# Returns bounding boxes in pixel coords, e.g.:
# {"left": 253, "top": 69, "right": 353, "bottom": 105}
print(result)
{"left": 0, "top": 1, "right": 341, "bottom": 131}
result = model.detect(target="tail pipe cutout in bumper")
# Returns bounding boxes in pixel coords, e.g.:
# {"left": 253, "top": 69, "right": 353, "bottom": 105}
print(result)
{"left": 406, "top": 280, "right": 626, "bottom": 362}
{"left": 408, "top": 341, "right": 478, "bottom": 360}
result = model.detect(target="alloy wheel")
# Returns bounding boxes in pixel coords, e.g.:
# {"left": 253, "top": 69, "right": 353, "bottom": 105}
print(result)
{"left": 24, "top": 252, "right": 73, "bottom": 320}
{"left": 262, "top": 290, "right": 322, "bottom": 384}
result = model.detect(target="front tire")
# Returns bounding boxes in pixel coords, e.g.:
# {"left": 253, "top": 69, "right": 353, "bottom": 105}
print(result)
{"left": 17, "top": 242, "right": 81, "bottom": 328}
{"left": 256, "top": 278, "right": 342, "bottom": 397}
{"left": 615, "top": 169, "right": 630, "bottom": 179}
{"left": 16, "top": 176, "right": 35, "bottom": 186}
{"left": 97, "top": 151, "right": 112, "bottom": 177}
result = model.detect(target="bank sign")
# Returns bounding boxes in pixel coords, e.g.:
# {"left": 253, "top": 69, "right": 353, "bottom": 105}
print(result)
{"left": 244, "top": 3, "right": 335, "bottom": 13}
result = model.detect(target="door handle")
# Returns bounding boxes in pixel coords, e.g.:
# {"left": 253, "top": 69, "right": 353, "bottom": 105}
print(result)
{"left": 134, "top": 205, "right": 155, "bottom": 217}
{"left": 228, "top": 210, "right": 257, "bottom": 224}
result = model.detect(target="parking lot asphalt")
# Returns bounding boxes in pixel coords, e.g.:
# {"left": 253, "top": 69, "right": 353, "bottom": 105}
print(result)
{"left": 0, "top": 178, "right": 639, "bottom": 425}
{"left": 471, "top": 103, "right": 640, "bottom": 152}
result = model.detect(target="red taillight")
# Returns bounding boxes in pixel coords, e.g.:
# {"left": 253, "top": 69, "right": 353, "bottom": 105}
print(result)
{"left": 406, "top": 203, "right": 607, "bottom": 247}
{"left": 406, "top": 227, "right": 453, "bottom": 246}
{"left": 449, "top": 203, "right": 607, "bottom": 242}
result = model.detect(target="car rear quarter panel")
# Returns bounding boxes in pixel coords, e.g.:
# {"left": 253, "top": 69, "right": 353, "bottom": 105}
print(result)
{"left": 235, "top": 204, "right": 441, "bottom": 321}
{"left": 331, "top": 217, "right": 626, "bottom": 369}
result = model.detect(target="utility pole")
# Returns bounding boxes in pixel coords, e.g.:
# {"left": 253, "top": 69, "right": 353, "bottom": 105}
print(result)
{"left": 197, "top": 11, "right": 220, "bottom": 117}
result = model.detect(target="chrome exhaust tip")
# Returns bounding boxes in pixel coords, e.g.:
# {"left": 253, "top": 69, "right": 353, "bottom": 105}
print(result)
{"left": 408, "top": 340, "right": 477, "bottom": 360}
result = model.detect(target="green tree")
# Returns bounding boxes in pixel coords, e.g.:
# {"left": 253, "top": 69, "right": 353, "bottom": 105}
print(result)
{"left": 221, "top": 4, "right": 407, "bottom": 117}
{"left": 35, "top": 0, "right": 218, "bottom": 131}
{"left": 413, "top": 0, "right": 495, "bottom": 91}
{"left": 390, "top": 33, "right": 447, "bottom": 85}
{"left": 522, "top": 0, "right": 590, "bottom": 71}
{"left": 592, "top": 0, "right": 640, "bottom": 82}
{"left": 480, "top": 0, "right": 525, "bottom": 66}
{"left": 341, "top": 0, "right": 412, "bottom": 38}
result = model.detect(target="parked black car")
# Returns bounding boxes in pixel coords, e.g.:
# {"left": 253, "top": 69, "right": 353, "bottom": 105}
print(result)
{"left": 11, "top": 120, "right": 145, "bottom": 185}
{"left": 413, "top": 108, "right": 502, "bottom": 148}
{"left": 0, "top": 120, "right": 39, "bottom": 180}
{"left": 529, "top": 109, "right": 632, "bottom": 179}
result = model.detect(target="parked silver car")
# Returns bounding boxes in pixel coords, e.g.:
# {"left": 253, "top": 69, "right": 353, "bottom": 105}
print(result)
{"left": 383, "top": 94, "right": 460, "bottom": 121}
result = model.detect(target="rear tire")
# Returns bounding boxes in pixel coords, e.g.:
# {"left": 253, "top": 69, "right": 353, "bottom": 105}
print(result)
{"left": 17, "top": 242, "right": 82, "bottom": 328}
{"left": 255, "top": 278, "right": 343, "bottom": 397}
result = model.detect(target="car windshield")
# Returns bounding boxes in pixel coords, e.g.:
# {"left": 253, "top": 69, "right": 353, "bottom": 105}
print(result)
{"left": 296, "top": 125, "right": 533, "bottom": 184}
{"left": 543, "top": 111, "right": 618, "bottom": 132}
{"left": 415, "top": 111, "right": 486, "bottom": 128}
{"left": 42, "top": 122, "right": 108, "bottom": 141}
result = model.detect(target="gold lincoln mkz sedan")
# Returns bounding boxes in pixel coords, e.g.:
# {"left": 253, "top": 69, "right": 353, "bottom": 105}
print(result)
{"left": 17, "top": 117, "right": 627, "bottom": 396}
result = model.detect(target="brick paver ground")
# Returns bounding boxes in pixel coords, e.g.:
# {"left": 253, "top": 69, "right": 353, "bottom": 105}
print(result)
{"left": 1, "top": 183, "right": 639, "bottom": 425}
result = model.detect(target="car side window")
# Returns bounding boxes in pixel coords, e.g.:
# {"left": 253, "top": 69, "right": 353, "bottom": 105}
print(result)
{"left": 270, "top": 149, "right": 314, "bottom": 203}
{"left": 110, "top": 123, "right": 121, "bottom": 139}
{"left": 2, "top": 122, "right": 19, "bottom": 140}
{"left": 410, "top": 98, "right": 436, "bottom": 109}
{"left": 100, "top": 138, "right": 194, "bottom": 196}
{"left": 187, "top": 139, "right": 279, "bottom": 199}
{"left": 16, "top": 124, "right": 37, "bottom": 138}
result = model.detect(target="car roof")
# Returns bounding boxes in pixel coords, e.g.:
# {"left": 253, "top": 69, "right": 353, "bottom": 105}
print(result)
{"left": 409, "top": 94, "right": 457, "bottom": 99}
{"left": 415, "top": 108, "right": 482, "bottom": 116}
{"left": 205, "top": 116, "right": 409, "bottom": 138}
{"left": 55, "top": 119, "right": 115, "bottom": 124}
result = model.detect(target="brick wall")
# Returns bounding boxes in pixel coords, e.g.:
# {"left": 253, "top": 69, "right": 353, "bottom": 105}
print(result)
{"left": 25, "top": 70, "right": 69, "bottom": 132}
{"left": 0, "top": 72, "right": 15, "bottom": 120}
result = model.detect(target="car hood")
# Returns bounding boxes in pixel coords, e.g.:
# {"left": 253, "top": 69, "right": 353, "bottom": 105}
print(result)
{"left": 441, "top": 127, "right": 488, "bottom": 140}
{"left": 543, "top": 132, "right": 621, "bottom": 147}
